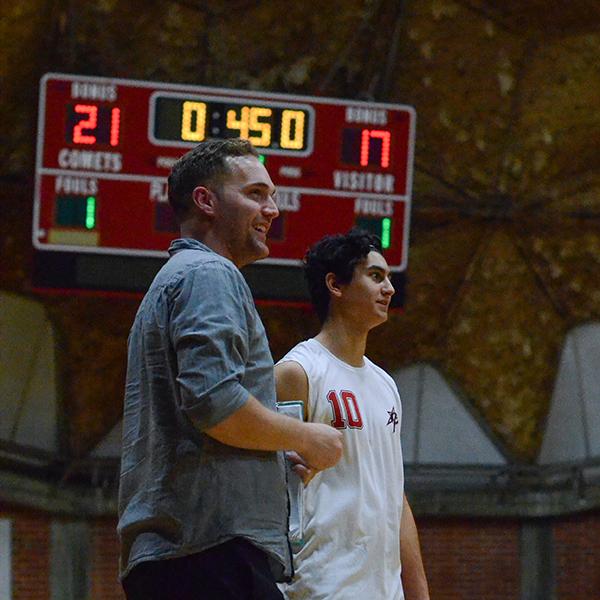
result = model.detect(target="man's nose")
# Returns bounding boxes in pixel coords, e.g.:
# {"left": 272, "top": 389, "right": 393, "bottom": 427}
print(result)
{"left": 263, "top": 196, "right": 279, "bottom": 219}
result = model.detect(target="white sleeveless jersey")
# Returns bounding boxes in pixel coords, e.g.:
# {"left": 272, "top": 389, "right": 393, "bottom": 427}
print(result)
{"left": 279, "top": 338, "right": 405, "bottom": 600}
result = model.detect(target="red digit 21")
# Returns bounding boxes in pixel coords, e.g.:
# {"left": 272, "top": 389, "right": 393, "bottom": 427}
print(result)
{"left": 72, "top": 104, "right": 121, "bottom": 146}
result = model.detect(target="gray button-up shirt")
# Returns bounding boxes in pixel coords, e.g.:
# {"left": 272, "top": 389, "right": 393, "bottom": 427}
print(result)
{"left": 118, "top": 238, "right": 291, "bottom": 581}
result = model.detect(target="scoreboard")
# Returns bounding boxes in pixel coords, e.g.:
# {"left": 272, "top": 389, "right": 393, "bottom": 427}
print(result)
{"left": 33, "top": 73, "right": 416, "bottom": 301}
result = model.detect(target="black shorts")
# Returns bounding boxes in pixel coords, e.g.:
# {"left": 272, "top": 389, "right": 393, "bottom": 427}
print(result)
{"left": 122, "top": 538, "right": 284, "bottom": 600}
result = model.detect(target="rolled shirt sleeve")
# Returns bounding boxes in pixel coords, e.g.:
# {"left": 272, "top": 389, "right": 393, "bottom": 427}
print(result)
{"left": 169, "top": 259, "right": 254, "bottom": 430}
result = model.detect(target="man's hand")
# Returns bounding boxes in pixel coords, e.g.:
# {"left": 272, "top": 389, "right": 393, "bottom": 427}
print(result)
{"left": 285, "top": 450, "right": 314, "bottom": 484}
{"left": 298, "top": 422, "right": 343, "bottom": 471}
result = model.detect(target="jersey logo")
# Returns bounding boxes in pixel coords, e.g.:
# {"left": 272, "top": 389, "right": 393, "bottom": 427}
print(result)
{"left": 386, "top": 406, "right": 399, "bottom": 433}
{"left": 327, "top": 390, "right": 364, "bottom": 430}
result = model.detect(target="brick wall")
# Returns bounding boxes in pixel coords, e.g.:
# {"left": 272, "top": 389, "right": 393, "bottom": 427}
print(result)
{"left": 554, "top": 511, "right": 600, "bottom": 600}
{"left": 3, "top": 508, "right": 600, "bottom": 599}
{"left": 90, "top": 518, "right": 124, "bottom": 600}
{"left": 1, "top": 508, "right": 125, "bottom": 600}
{"left": 1, "top": 508, "right": 51, "bottom": 600}
{"left": 417, "top": 517, "right": 521, "bottom": 600}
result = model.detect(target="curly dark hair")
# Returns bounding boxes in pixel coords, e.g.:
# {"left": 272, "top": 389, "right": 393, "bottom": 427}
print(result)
{"left": 167, "top": 138, "right": 259, "bottom": 221}
{"left": 304, "top": 228, "right": 383, "bottom": 323}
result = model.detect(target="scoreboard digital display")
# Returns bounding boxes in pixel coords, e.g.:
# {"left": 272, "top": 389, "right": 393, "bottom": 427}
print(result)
{"left": 33, "top": 73, "right": 416, "bottom": 299}
{"left": 151, "top": 93, "right": 313, "bottom": 153}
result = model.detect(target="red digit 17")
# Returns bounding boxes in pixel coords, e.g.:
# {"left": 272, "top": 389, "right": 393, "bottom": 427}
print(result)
{"left": 327, "top": 390, "right": 363, "bottom": 429}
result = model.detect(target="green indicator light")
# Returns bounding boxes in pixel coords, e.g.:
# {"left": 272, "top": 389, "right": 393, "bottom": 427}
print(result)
{"left": 85, "top": 196, "right": 96, "bottom": 229}
{"left": 258, "top": 154, "right": 266, "bottom": 164}
{"left": 381, "top": 218, "right": 392, "bottom": 249}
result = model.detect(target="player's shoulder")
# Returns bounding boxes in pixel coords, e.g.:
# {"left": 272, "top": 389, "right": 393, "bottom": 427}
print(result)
{"left": 278, "top": 338, "right": 322, "bottom": 364}
{"left": 277, "top": 338, "right": 330, "bottom": 379}
{"left": 276, "top": 340, "right": 324, "bottom": 404}
{"left": 274, "top": 359, "right": 308, "bottom": 403}
{"left": 275, "top": 355, "right": 307, "bottom": 378}
{"left": 364, "top": 356, "right": 399, "bottom": 394}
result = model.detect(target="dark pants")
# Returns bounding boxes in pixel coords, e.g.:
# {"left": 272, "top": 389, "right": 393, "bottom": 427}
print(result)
{"left": 122, "top": 538, "right": 285, "bottom": 600}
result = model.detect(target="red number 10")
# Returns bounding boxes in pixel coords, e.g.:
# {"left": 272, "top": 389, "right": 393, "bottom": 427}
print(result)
{"left": 327, "top": 390, "right": 363, "bottom": 429}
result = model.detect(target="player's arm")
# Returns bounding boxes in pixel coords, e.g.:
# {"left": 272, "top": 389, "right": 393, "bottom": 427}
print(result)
{"left": 274, "top": 360, "right": 319, "bottom": 482}
{"left": 275, "top": 360, "right": 309, "bottom": 416}
{"left": 400, "top": 494, "right": 430, "bottom": 600}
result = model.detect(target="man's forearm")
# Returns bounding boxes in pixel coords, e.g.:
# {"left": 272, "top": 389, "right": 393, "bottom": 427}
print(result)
{"left": 205, "top": 394, "right": 342, "bottom": 470}
{"left": 205, "top": 394, "right": 308, "bottom": 452}
{"left": 401, "top": 495, "right": 430, "bottom": 600}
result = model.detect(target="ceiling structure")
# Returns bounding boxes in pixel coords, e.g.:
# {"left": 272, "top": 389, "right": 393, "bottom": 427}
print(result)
{"left": 470, "top": 0, "right": 600, "bottom": 37}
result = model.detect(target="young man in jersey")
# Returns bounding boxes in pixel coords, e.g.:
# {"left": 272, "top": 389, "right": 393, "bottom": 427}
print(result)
{"left": 275, "top": 229, "right": 429, "bottom": 600}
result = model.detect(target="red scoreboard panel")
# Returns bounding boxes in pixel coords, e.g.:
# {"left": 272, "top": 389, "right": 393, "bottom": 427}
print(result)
{"left": 33, "top": 73, "right": 415, "bottom": 301}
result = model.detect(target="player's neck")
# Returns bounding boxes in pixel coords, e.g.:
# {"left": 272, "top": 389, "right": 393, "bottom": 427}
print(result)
{"left": 315, "top": 319, "right": 368, "bottom": 368}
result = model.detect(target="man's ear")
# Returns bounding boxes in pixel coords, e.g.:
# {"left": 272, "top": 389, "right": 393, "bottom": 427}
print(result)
{"left": 192, "top": 186, "right": 216, "bottom": 217}
{"left": 325, "top": 272, "right": 343, "bottom": 298}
